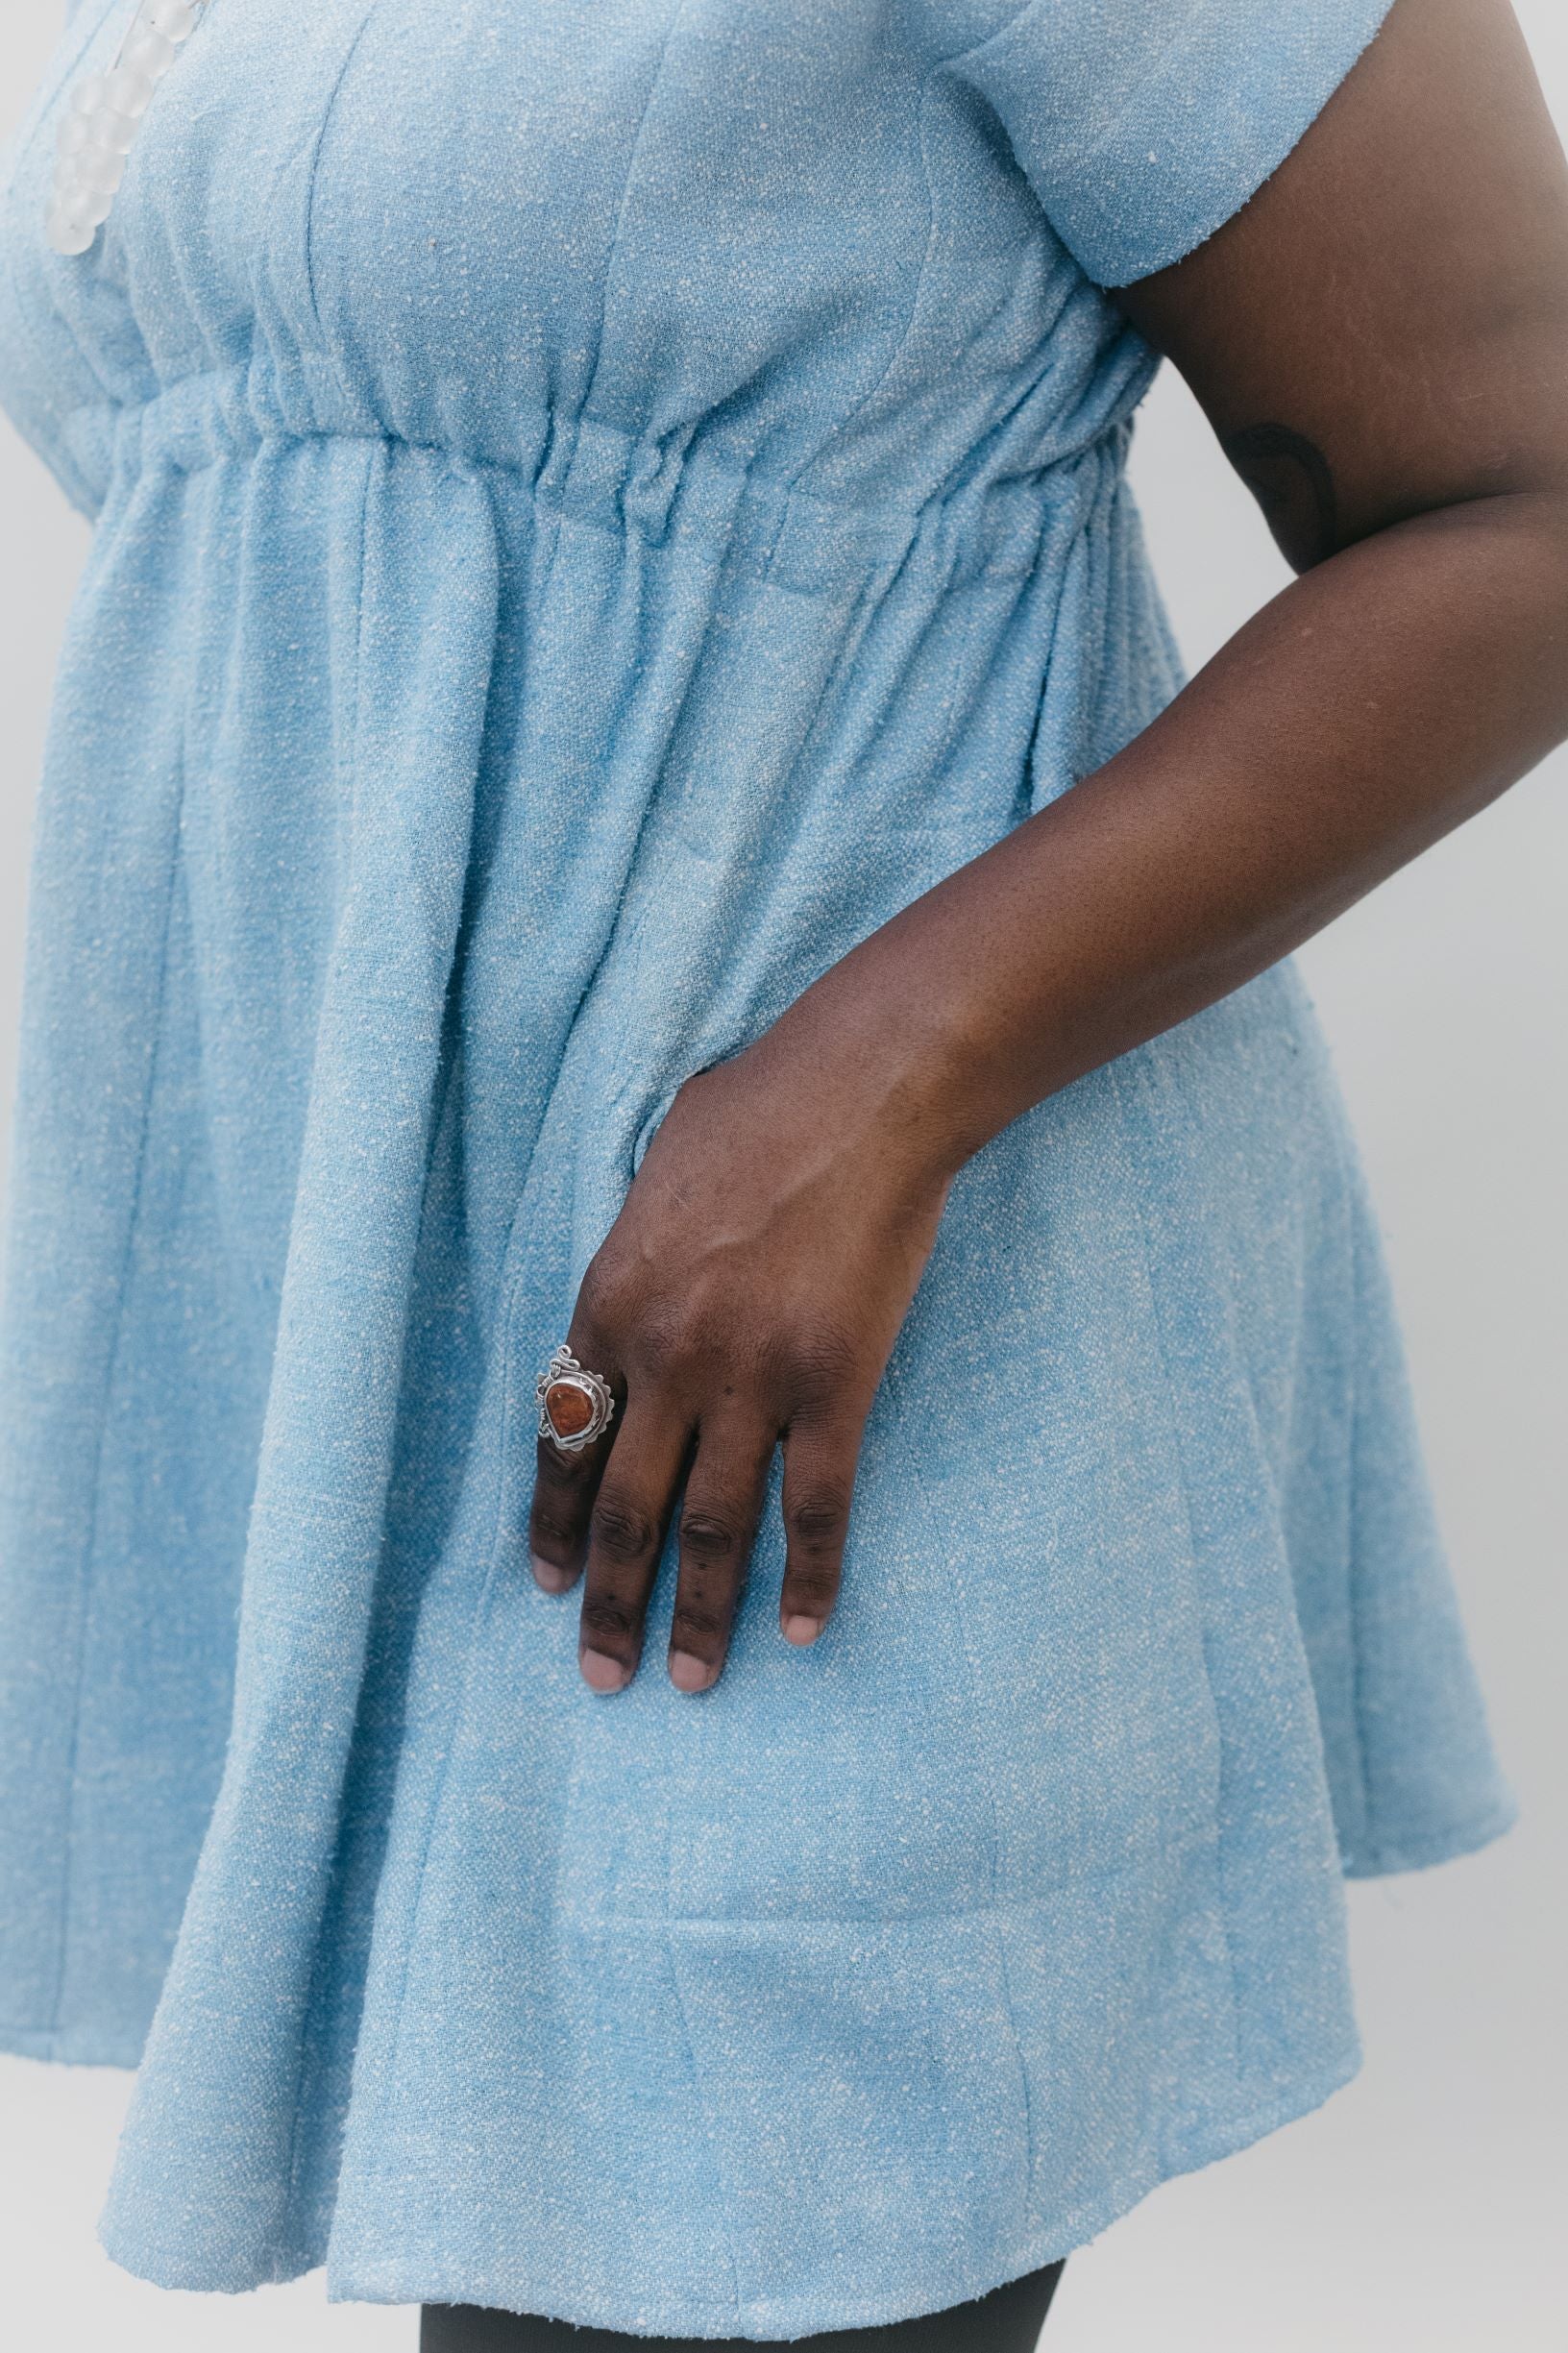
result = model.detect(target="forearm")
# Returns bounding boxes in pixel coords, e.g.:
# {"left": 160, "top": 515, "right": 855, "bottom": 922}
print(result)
{"left": 773, "top": 487, "right": 1568, "bottom": 1178}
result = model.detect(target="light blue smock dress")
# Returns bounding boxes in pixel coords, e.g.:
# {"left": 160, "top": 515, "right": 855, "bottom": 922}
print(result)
{"left": 0, "top": 0, "right": 1517, "bottom": 2333}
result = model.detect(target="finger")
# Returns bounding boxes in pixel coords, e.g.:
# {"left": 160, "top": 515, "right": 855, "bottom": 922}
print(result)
{"left": 778, "top": 1414, "right": 860, "bottom": 1647}
{"left": 667, "top": 1419, "right": 777, "bottom": 1694}
{"left": 576, "top": 1409, "right": 691, "bottom": 1694}
{"left": 528, "top": 1321, "right": 623, "bottom": 1593}
{"left": 530, "top": 1429, "right": 616, "bottom": 1594}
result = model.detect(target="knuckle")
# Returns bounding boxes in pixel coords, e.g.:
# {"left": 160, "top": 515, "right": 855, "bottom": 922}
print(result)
{"left": 630, "top": 1308, "right": 697, "bottom": 1384}
{"left": 534, "top": 1443, "right": 598, "bottom": 1494}
{"left": 678, "top": 1507, "right": 743, "bottom": 1565}
{"left": 786, "top": 1483, "right": 851, "bottom": 1554}
{"left": 576, "top": 1255, "right": 633, "bottom": 1338}
{"left": 580, "top": 1591, "right": 640, "bottom": 1645}
{"left": 529, "top": 1502, "right": 584, "bottom": 1554}
{"left": 783, "top": 1563, "right": 842, "bottom": 1616}
{"left": 774, "top": 1326, "right": 860, "bottom": 1409}
{"left": 671, "top": 1601, "right": 728, "bottom": 1648}
{"left": 589, "top": 1491, "right": 659, "bottom": 1566}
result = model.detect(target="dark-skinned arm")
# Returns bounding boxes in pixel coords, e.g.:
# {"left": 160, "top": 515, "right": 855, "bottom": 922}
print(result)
{"left": 530, "top": 0, "right": 1568, "bottom": 1696}
{"left": 812, "top": 0, "right": 1568, "bottom": 1164}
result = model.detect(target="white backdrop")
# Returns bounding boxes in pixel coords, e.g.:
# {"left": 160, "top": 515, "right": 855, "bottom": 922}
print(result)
{"left": 1, "top": 9, "right": 1563, "bottom": 2350}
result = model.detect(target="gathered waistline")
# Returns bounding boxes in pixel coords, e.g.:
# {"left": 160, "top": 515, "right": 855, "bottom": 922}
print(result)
{"left": 61, "top": 351, "right": 1131, "bottom": 590}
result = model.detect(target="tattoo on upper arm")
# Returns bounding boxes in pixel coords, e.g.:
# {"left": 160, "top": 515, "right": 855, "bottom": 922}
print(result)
{"left": 1221, "top": 422, "right": 1340, "bottom": 571}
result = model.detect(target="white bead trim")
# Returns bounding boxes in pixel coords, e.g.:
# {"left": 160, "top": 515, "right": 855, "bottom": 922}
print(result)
{"left": 46, "top": 0, "right": 208, "bottom": 257}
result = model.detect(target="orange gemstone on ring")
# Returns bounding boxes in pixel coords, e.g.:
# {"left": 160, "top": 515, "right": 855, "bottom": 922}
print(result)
{"left": 543, "top": 1381, "right": 596, "bottom": 1441}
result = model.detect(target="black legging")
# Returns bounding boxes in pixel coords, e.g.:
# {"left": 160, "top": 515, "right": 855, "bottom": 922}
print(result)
{"left": 422, "top": 2262, "right": 1066, "bottom": 2353}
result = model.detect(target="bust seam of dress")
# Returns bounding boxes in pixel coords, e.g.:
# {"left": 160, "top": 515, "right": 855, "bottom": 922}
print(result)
{"left": 297, "top": 2, "right": 382, "bottom": 366}
{"left": 562, "top": 0, "right": 689, "bottom": 492}
{"left": 772, "top": 63, "right": 941, "bottom": 512}
{"left": 918, "top": 0, "right": 1041, "bottom": 73}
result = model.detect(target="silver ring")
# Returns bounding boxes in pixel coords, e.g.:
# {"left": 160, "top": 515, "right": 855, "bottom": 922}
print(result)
{"left": 536, "top": 1343, "right": 617, "bottom": 1456}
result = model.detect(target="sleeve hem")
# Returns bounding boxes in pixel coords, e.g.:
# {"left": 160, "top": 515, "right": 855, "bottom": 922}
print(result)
{"left": 1069, "top": 0, "right": 1400, "bottom": 287}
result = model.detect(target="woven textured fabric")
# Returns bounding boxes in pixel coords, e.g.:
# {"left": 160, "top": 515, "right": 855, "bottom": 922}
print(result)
{"left": 0, "top": 0, "right": 1513, "bottom": 2333}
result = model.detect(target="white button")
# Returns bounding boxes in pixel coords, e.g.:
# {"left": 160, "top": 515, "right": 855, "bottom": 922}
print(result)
{"left": 90, "top": 109, "right": 140, "bottom": 157}
{"left": 102, "top": 63, "right": 156, "bottom": 118}
{"left": 122, "top": 27, "right": 178, "bottom": 81}
{"left": 56, "top": 110, "right": 98, "bottom": 155}
{"left": 71, "top": 184, "right": 115, "bottom": 229}
{"left": 47, "top": 208, "right": 99, "bottom": 257}
{"left": 75, "top": 144, "right": 130, "bottom": 197}
{"left": 51, "top": 0, "right": 207, "bottom": 258}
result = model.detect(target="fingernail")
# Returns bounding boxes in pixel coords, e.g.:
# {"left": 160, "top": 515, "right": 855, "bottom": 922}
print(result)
{"left": 782, "top": 1614, "right": 823, "bottom": 1647}
{"left": 531, "top": 1554, "right": 574, "bottom": 1594}
{"left": 669, "top": 1650, "right": 717, "bottom": 1694}
{"left": 579, "top": 1648, "right": 630, "bottom": 1693}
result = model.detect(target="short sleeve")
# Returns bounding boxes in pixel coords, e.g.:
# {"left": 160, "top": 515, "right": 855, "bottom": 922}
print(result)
{"left": 912, "top": 0, "right": 1397, "bottom": 287}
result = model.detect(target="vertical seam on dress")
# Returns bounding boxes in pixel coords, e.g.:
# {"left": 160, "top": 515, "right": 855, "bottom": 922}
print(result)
{"left": 1104, "top": 1051, "right": 1248, "bottom": 2101}
{"left": 558, "top": 0, "right": 687, "bottom": 501}
{"left": 990, "top": 1904, "right": 1037, "bottom": 2237}
{"left": 878, "top": 1359, "right": 1037, "bottom": 2236}
{"left": 502, "top": 0, "right": 686, "bottom": 632}
{"left": 277, "top": 437, "right": 375, "bottom": 2254}
{"left": 42, "top": 670, "right": 188, "bottom": 2039}
{"left": 351, "top": 433, "right": 545, "bottom": 2212}
{"left": 359, "top": 1533, "right": 509, "bottom": 2233}
{"left": 491, "top": 1249, "right": 527, "bottom": 1573}
{"left": 666, "top": 1924, "right": 747, "bottom": 2328}
{"left": 484, "top": 519, "right": 744, "bottom": 1321}
{"left": 299, "top": 3, "right": 382, "bottom": 358}
{"left": 453, "top": 0, "right": 691, "bottom": 1105}
{"left": 1300, "top": 1018, "right": 1376, "bottom": 1871}
{"left": 778, "top": 65, "right": 940, "bottom": 503}
{"left": 153, "top": 10, "right": 250, "bottom": 392}
{"left": 1342, "top": 1142, "right": 1377, "bottom": 1864}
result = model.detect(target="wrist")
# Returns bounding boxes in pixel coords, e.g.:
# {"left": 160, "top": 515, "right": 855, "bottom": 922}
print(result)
{"left": 765, "top": 946, "right": 997, "bottom": 1191}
